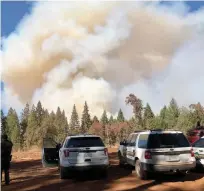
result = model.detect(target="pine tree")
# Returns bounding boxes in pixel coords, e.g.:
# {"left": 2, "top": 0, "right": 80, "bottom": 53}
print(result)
{"left": 36, "top": 101, "right": 44, "bottom": 126}
{"left": 159, "top": 105, "right": 167, "bottom": 129}
{"left": 93, "top": 116, "right": 99, "bottom": 123}
{"left": 81, "top": 101, "right": 92, "bottom": 133}
{"left": 25, "top": 105, "right": 38, "bottom": 148}
{"left": 126, "top": 94, "right": 143, "bottom": 127}
{"left": 20, "top": 103, "right": 30, "bottom": 148}
{"left": 143, "top": 103, "right": 154, "bottom": 129}
{"left": 165, "top": 98, "right": 180, "bottom": 128}
{"left": 1, "top": 110, "right": 7, "bottom": 135}
{"left": 54, "top": 107, "right": 63, "bottom": 142}
{"left": 100, "top": 110, "right": 109, "bottom": 125}
{"left": 40, "top": 110, "right": 57, "bottom": 142}
{"left": 62, "top": 110, "right": 69, "bottom": 134}
{"left": 6, "top": 108, "right": 20, "bottom": 149}
{"left": 109, "top": 115, "right": 115, "bottom": 124}
{"left": 70, "top": 104, "right": 80, "bottom": 134}
{"left": 100, "top": 110, "right": 109, "bottom": 142}
{"left": 117, "top": 109, "right": 125, "bottom": 122}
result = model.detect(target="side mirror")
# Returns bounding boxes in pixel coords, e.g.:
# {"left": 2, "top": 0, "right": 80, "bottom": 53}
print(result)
{"left": 120, "top": 140, "right": 127, "bottom": 146}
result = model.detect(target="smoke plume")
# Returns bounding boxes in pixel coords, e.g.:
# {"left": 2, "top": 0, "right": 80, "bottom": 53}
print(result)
{"left": 1, "top": 1, "right": 204, "bottom": 118}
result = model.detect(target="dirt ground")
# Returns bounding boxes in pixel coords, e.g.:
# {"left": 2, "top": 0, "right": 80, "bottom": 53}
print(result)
{"left": 1, "top": 148, "right": 204, "bottom": 191}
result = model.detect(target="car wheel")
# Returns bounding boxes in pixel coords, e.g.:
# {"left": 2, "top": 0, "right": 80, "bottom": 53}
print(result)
{"left": 176, "top": 171, "right": 187, "bottom": 177}
{"left": 118, "top": 152, "right": 125, "bottom": 167}
{"left": 60, "top": 167, "right": 66, "bottom": 179}
{"left": 101, "top": 169, "right": 108, "bottom": 179}
{"left": 135, "top": 160, "right": 148, "bottom": 180}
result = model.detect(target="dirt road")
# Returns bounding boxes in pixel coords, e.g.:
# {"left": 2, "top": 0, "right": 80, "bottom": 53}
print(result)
{"left": 1, "top": 148, "right": 204, "bottom": 191}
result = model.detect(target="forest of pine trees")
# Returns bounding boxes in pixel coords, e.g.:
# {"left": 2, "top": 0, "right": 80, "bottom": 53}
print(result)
{"left": 1, "top": 94, "right": 204, "bottom": 150}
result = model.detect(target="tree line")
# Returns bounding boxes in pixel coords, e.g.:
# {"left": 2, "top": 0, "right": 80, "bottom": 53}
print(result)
{"left": 1, "top": 94, "right": 204, "bottom": 150}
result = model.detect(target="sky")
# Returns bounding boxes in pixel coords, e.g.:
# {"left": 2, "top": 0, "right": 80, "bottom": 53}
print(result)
{"left": 1, "top": 1, "right": 204, "bottom": 117}
{"left": 2, "top": 1, "right": 204, "bottom": 38}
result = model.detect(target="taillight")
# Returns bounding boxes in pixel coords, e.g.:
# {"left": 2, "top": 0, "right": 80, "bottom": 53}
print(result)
{"left": 145, "top": 150, "right": 152, "bottom": 159}
{"left": 104, "top": 148, "right": 108, "bottom": 156}
{"left": 64, "top": 149, "right": 69, "bottom": 157}
{"left": 191, "top": 148, "right": 194, "bottom": 157}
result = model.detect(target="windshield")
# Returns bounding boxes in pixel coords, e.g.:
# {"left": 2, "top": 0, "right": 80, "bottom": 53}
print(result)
{"left": 147, "top": 133, "right": 190, "bottom": 149}
{"left": 66, "top": 137, "right": 104, "bottom": 148}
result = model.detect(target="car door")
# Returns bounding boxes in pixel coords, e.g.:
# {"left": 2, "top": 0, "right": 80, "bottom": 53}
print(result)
{"left": 126, "top": 134, "right": 138, "bottom": 166}
{"left": 42, "top": 137, "right": 59, "bottom": 167}
{"left": 192, "top": 138, "right": 204, "bottom": 165}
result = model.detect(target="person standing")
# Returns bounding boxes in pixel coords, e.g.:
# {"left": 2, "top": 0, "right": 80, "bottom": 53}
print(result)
{"left": 1, "top": 134, "right": 13, "bottom": 185}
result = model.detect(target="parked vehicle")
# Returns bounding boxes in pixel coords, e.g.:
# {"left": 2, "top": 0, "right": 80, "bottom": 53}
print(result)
{"left": 118, "top": 130, "right": 196, "bottom": 180}
{"left": 187, "top": 122, "right": 204, "bottom": 144}
{"left": 192, "top": 136, "right": 204, "bottom": 170}
{"left": 42, "top": 134, "right": 109, "bottom": 179}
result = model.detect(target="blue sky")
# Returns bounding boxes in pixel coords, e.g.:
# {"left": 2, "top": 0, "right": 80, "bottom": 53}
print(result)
{"left": 1, "top": 1, "right": 204, "bottom": 112}
{"left": 1, "top": 1, "right": 204, "bottom": 38}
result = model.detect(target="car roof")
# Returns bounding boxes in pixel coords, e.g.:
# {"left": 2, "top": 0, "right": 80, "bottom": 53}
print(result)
{"left": 66, "top": 134, "right": 100, "bottom": 139}
{"left": 131, "top": 130, "right": 183, "bottom": 134}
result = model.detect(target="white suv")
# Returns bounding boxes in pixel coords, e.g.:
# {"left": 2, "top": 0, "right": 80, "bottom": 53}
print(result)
{"left": 118, "top": 130, "right": 196, "bottom": 179}
{"left": 42, "top": 135, "right": 109, "bottom": 179}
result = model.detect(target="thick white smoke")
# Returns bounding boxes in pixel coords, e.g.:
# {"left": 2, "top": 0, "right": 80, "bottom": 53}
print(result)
{"left": 1, "top": 1, "right": 204, "bottom": 119}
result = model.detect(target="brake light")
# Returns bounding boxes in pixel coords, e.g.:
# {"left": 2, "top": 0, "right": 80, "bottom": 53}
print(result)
{"left": 145, "top": 150, "right": 152, "bottom": 159}
{"left": 104, "top": 148, "right": 108, "bottom": 156}
{"left": 190, "top": 148, "right": 194, "bottom": 157}
{"left": 64, "top": 149, "right": 69, "bottom": 157}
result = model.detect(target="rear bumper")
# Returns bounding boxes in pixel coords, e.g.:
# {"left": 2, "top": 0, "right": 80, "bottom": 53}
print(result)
{"left": 142, "top": 162, "right": 196, "bottom": 172}
{"left": 61, "top": 164, "right": 109, "bottom": 172}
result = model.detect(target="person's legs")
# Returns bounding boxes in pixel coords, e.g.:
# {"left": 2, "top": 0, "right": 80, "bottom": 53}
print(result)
{"left": 4, "top": 168, "right": 10, "bottom": 185}
{"left": 1, "top": 167, "right": 3, "bottom": 182}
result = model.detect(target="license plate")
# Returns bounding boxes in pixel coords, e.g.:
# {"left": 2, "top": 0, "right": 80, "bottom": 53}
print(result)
{"left": 166, "top": 155, "right": 179, "bottom": 162}
{"left": 85, "top": 153, "right": 92, "bottom": 158}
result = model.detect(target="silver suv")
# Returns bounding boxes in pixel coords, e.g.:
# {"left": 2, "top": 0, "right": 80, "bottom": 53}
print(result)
{"left": 42, "top": 134, "right": 109, "bottom": 179}
{"left": 118, "top": 130, "right": 196, "bottom": 179}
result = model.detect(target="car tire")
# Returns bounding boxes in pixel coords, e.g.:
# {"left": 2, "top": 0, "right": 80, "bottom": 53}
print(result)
{"left": 135, "top": 160, "right": 148, "bottom": 180}
{"left": 118, "top": 152, "right": 125, "bottom": 167}
{"left": 101, "top": 169, "right": 108, "bottom": 179}
{"left": 60, "top": 166, "right": 66, "bottom": 179}
{"left": 176, "top": 171, "right": 186, "bottom": 177}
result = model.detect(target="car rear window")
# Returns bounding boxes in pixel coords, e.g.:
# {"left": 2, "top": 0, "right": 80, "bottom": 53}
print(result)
{"left": 66, "top": 137, "right": 105, "bottom": 148}
{"left": 147, "top": 133, "right": 190, "bottom": 149}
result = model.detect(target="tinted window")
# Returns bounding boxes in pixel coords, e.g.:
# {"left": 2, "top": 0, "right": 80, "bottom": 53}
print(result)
{"left": 193, "top": 139, "right": 204, "bottom": 148}
{"left": 147, "top": 133, "right": 190, "bottom": 149}
{"left": 66, "top": 137, "right": 104, "bottom": 148}
{"left": 138, "top": 134, "right": 149, "bottom": 148}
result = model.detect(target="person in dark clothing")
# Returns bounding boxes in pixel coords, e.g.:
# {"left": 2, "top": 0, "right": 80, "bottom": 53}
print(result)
{"left": 1, "top": 134, "right": 13, "bottom": 185}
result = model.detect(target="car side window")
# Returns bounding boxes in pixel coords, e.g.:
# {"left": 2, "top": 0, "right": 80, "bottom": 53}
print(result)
{"left": 129, "top": 134, "right": 138, "bottom": 146}
{"left": 193, "top": 139, "right": 204, "bottom": 148}
{"left": 138, "top": 134, "right": 149, "bottom": 149}
{"left": 127, "top": 134, "right": 133, "bottom": 146}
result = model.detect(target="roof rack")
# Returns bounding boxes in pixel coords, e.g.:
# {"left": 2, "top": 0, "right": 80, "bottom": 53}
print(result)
{"left": 134, "top": 130, "right": 148, "bottom": 133}
{"left": 150, "top": 129, "right": 163, "bottom": 131}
